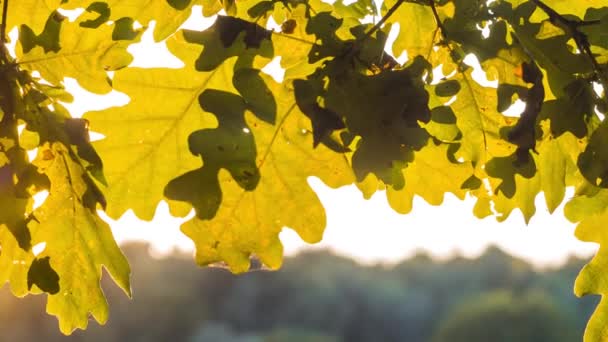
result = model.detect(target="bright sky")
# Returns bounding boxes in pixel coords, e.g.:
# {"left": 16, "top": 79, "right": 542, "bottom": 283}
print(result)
{"left": 101, "top": 180, "right": 598, "bottom": 268}
{"left": 25, "top": 5, "right": 597, "bottom": 268}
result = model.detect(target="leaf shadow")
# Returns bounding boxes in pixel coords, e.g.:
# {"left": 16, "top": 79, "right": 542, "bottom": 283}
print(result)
{"left": 165, "top": 90, "right": 260, "bottom": 219}
{"left": 27, "top": 256, "right": 60, "bottom": 295}
{"left": 486, "top": 152, "right": 537, "bottom": 198}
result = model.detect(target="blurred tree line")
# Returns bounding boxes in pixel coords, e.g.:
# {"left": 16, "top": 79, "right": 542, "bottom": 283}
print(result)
{"left": 0, "top": 244, "right": 597, "bottom": 341}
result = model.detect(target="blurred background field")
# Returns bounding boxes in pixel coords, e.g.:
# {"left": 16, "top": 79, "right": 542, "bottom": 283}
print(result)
{"left": 0, "top": 243, "right": 595, "bottom": 342}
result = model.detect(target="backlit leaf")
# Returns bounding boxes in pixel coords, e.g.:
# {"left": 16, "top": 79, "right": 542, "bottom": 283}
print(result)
{"left": 167, "top": 76, "right": 354, "bottom": 272}
{"left": 2, "top": 1, "right": 608, "bottom": 339}
{"left": 29, "top": 143, "right": 130, "bottom": 334}
{"left": 83, "top": 33, "right": 223, "bottom": 219}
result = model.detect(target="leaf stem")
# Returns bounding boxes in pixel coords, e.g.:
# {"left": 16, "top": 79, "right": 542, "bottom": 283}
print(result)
{"left": 530, "top": 0, "right": 607, "bottom": 100}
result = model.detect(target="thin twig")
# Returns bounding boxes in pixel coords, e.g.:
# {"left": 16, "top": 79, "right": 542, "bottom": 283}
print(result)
{"left": 531, "top": 0, "right": 607, "bottom": 99}
{"left": 363, "top": 0, "right": 406, "bottom": 40}
{"left": 577, "top": 19, "right": 601, "bottom": 27}
{"left": 0, "top": 0, "right": 11, "bottom": 67}
{"left": 1, "top": 0, "right": 8, "bottom": 46}
{"left": 0, "top": 0, "right": 13, "bottom": 124}
{"left": 428, "top": 0, "right": 459, "bottom": 66}
{"left": 428, "top": 0, "right": 447, "bottom": 38}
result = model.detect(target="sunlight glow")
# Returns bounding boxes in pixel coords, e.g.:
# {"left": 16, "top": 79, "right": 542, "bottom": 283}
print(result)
{"left": 430, "top": 64, "right": 456, "bottom": 85}
{"left": 98, "top": 201, "right": 195, "bottom": 257}
{"left": 266, "top": 15, "right": 281, "bottom": 31}
{"left": 56, "top": 8, "right": 85, "bottom": 22}
{"left": 463, "top": 54, "right": 499, "bottom": 88}
{"left": 26, "top": 148, "right": 38, "bottom": 162}
{"left": 261, "top": 57, "right": 286, "bottom": 83}
{"left": 6, "top": 27, "right": 18, "bottom": 58}
{"left": 179, "top": 6, "right": 214, "bottom": 31}
{"left": 278, "top": 179, "right": 597, "bottom": 268}
{"left": 89, "top": 131, "right": 106, "bottom": 142}
{"left": 384, "top": 23, "right": 408, "bottom": 65}
{"left": 596, "top": 106, "right": 606, "bottom": 121}
{"left": 60, "top": 78, "right": 130, "bottom": 118}
{"left": 443, "top": 95, "right": 457, "bottom": 106}
{"left": 361, "top": 14, "right": 377, "bottom": 25}
{"left": 17, "top": 123, "right": 25, "bottom": 136}
{"left": 32, "top": 242, "right": 47, "bottom": 257}
{"left": 501, "top": 98, "right": 526, "bottom": 117}
{"left": 32, "top": 190, "right": 49, "bottom": 211}
{"left": 128, "top": 21, "right": 185, "bottom": 68}
{"left": 477, "top": 21, "right": 492, "bottom": 39}
{"left": 593, "top": 81, "right": 605, "bottom": 97}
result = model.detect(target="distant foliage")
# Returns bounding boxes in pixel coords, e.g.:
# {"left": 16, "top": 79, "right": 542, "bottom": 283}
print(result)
{"left": 432, "top": 292, "right": 577, "bottom": 342}
{"left": 0, "top": 0, "right": 606, "bottom": 339}
{"left": 0, "top": 245, "right": 597, "bottom": 341}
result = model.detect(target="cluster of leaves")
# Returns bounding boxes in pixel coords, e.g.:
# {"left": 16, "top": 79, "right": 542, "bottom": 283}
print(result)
{"left": 0, "top": 0, "right": 606, "bottom": 339}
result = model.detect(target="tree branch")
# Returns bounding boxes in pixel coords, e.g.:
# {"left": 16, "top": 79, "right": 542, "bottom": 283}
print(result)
{"left": 531, "top": 0, "right": 607, "bottom": 99}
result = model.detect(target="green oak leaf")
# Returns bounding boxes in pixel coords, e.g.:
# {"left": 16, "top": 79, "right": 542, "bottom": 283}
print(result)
{"left": 6, "top": 0, "right": 63, "bottom": 34}
{"left": 78, "top": 2, "right": 111, "bottom": 29}
{"left": 1, "top": 1, "right": 607, "bottom": 340}
{"left": 183, "top": 15, "right": 273, "bottom": 72}
{"left": 83, "top": 32, "right": 226, "bottom": 219}
{"left": 582, "top": 7, "right": 608, "bottom": 50}
{"left": 386, "top": 141, "right": 474, "bottom": 214}
{"left": 0, "top": 44, "right": 130, "bottom": 334}
{"left": 443, "top": 0, "right": 512, "bottom": 63}
{"left": 485, "top": 120, "right": 584, "bottom": 222}
{"left": 29, "top": 143, "right": 130, "bottom": 334}
{"left": 382, "top": 0, "right": 451, "bottom": 59}
{"left": 322, "top": 57, "right": 432, "bottom": 184}
{"left": 502, "top": 1, "right": 595, "bottom": 99}
{"left": 424, "top": 81, "right": 463, "bottom": 143}
{"left": 164, "top": 89, "right": 261, "bottom": 219}
{"left": 564, "top": 184, "right": 608, "bottom": 341}
{"left": 441, "top": 63, "right": 510, "bottom": 164}
{"left": 273, "top": 0, "right": 366, "bottom": 80}
{"left": 579, "top": 120, "right": 608, "bottom": 187}
{"left": 334, "top": 0, "right": 377, "bottom": 21}
{"left": 19, "top": 10, "right": 63, "bottom": 54}
{"left": 0, "top": 123, "right": 36, "bottom": 252}
{"left": 201, "top": 0, "right": 238, "bottom": 17}
{"left": 485, "top": 152, "right": 540, "bottom": 222}
{"left": 16, "top": 13, "right": 140, "bottom": 94}
{"left": 85, "top": 0, "right": 203, "bottom": 41}
{"left": 505, "top": 0, "right": 608, "bottom": 19}
{"left": 272, "top": 4, "right": 322, "bottom": 80}
{"left": 171, "top": 77, "right": 354, "bottom": 273}
{"left": 293, "top": 78, "right": 345, "bottom": 147}
{"left": 0, "top": 149, "right": 36, "bottom": 297}
{"left": 0, "top": 71, "right": 43, "bottom": 298}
